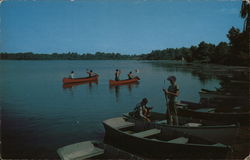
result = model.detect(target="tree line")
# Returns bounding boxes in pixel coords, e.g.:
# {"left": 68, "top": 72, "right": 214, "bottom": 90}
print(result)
{"left": 0, "top": 52, "right": 139, "bottom": 60}
{"left": 139, "top": 27, "right": 249, "bottom": 66}
{"left": 0, "top": 26, "right": 249, "bottom": 66}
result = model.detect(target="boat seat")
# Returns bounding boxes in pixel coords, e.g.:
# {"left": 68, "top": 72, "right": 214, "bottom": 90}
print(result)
{"left": 195, "top": 108, "right": 215, "bottom": 113}
{"left": 184, "top": 123, "right": 202, "bottom": 127}
{"left": 117, "top": 122, "right": 135, "bottom": 129}
{"left": 155, "top": 120, "right": 168, "bottom": 124}
{"left": 124, "top": 130, "right": 135, "bottom": 134}
{"left": 212, "top": 143, "right": 225, "bottom": 147}
{"left": 132, "top": 129, "right": 161, "bottom": 138}
{"left": 122, "top": 113, "right": 130, "bottom": 117}
{"left": 176, "top": 102, "right": 188, "bottom": 107}
{"left": 167, "top": 137, "right": 189, "bottom": 144}
{"left": 57, "top": 141, "right": 104, "bottom": 160}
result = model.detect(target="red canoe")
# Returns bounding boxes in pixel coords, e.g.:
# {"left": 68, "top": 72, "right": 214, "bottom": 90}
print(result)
{"left": 63, "top": 81, "right": 98, "bottom": 89}
{"left": 63, "top": 75, "right": 99, "bottom": 84}
{"left": 109, "top": 77, "right": 140, "bottom": 85}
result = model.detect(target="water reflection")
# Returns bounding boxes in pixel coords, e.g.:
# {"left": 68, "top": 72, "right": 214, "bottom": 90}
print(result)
{"left": 200, "top": 71, "right": 250, "bottom": 110}
{"left": 145, "top": 61, "right": 248, "bottom": 83}
{"left": 109, "top": 82, "right": 139, "bottom": 102}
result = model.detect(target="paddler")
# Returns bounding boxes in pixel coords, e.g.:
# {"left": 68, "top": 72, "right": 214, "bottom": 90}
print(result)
{"left": 115, "top": 69, "right": 121, "bottom": 81}
{"left": 128, "top": 71, "right": 134, "bottom": 79}
{"left": 69, "top": 71, "right": 74, "bottom": 79}
{"left": 87, "top": 70, "right": 97, "bottom": 77}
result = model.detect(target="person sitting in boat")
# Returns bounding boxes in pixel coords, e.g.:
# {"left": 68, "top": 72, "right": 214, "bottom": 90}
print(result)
{"left": 163, "top": 76, "right": 179, "bottom": 125}
{"left": 69, "top": 71, "right": 74, "bottom": 79}
{"left": 115, "top": 69, "right": 121, "bottom": 81}
{"left": 128, "top": 71, "right": 134, "bottom": 79}
{"left": 133, "top": 98, "right": 153, "bottom": 122}
{"left": 87, "top": 70, "right": 97, "bottom": 77}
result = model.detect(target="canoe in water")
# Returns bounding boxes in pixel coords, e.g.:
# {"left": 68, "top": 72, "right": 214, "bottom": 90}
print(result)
{"left": 109, "top": 77, "right": 140, "bottom": 85}
{"left": 63, "top": 81, "right": 98, "bottom": 89}
{"left": 63, "top": 75, "right": 99, "bottom": 84}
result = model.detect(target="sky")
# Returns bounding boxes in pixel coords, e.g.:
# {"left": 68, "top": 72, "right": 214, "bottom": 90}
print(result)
{"left": 0, "top": 0, "right": 244, "bottom": 54}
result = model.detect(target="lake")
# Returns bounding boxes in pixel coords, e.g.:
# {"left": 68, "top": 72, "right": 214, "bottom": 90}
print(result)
{"left": 0, "top": 60, "right": 242, "bottom": 158}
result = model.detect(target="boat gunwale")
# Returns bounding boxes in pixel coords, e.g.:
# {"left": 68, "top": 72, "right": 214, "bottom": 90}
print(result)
{"left": 109, "top": 77, "right": 140, "bottom": 85}
{"left": 123, "top": 112, "right": 239, "bottom": 129}
{"left": 63, "top": 75, "right": 99, "bottom": 83}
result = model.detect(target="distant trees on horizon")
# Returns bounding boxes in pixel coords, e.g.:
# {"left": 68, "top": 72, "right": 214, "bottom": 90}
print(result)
{"left": 1, "top": 26, "right": 249, "bottom": 66}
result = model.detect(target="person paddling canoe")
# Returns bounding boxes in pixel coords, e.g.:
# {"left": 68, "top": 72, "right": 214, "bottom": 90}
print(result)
{"left": 163, "top": 76, "right": 179, "bottom": 125}
{"left": 87, "top": 70, "right": 97, "bottom": 77}
{"left": 128, "top": 71, "right": 134, "bottom": 79}
{"left": 115, "top": 69, "right": 121, "bottom": 81}
{"left": 69, "top": 71, "right": 74, "bottom": 79}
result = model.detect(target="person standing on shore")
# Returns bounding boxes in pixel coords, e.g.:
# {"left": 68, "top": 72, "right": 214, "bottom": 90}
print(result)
{"left": 162, "top": 76, "right": 179, "bottom": 125}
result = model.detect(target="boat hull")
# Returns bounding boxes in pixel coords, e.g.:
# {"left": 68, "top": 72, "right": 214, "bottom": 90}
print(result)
{"left": 199, "top": 89, "right": 247, "bottom": 100}
{"left": 63, "top": 75, "right": 99, "bottom": 84}
{"left": 177, "top": 107, "right": 250, "bottom": 125}
{"left": 109, "top": 77, "right": 140, "bottom": 86}
{"left": 103, "top": 117, "right": 231, "bottom": 159}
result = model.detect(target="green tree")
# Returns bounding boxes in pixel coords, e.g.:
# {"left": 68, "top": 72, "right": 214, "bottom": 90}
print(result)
{"left": 211, "top": 42, "right": 229, "bottom": 64}
{"left": 226, "top": 27, "right": 249, "bottom": 65}
{"left": 240, "top": 0, "right": 250, "bottom": 32}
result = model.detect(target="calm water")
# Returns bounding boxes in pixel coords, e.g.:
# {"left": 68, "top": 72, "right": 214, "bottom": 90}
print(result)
{"left": 1, "top": 60, "right": 221, "bottom": 158}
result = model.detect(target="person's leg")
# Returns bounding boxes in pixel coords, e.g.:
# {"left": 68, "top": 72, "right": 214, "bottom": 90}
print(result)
{"left": 167, "top": 101, "right": 174, "bottom": 125}
{"left": 172, "top": 102, "right": 179, "bottom": 125}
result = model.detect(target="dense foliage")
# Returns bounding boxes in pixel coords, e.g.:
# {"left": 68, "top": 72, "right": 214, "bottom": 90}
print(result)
{"left": 0, "top": 52, "right": 139, "bottom": 60}
{"left": 1, "top": 27, "right": 249, "bottom": 66}
{"left": 140, "top": 27, "right": 249, "bottom": 66}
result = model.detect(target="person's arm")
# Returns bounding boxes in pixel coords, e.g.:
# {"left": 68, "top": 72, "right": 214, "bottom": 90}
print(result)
{"left": 139, "top": 107, "right": 151, "bottom": 122}
{"left": 163, "top": 86, "right": 179, "bottom": 96}
{"left": 166, "top": 90, "right": 179, "bottom": 96}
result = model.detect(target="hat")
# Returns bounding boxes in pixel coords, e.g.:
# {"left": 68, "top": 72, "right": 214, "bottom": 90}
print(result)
{"left": 167, "top": 76, "right": 176, "bottom": 82}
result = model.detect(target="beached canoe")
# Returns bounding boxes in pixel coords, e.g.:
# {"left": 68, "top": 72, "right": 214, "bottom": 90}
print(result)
{"left": 109, "top": 77, "right": 140, "bottom": 86}
{"left": 63, "top": 75, "right": 99, "bottom": 84}
{"left": 199, "top": 88, "right": 248, "bottom": 100}
{"left": 103, "top": 117, "right": 232, "bottom": 159}
{"left": 177, "top": 103, "right": 250, "bottom": 125}
{"left": 123, "top": 112, "right": 238, "bottom": 144}
{"left": 177, "top": 100, "right": 248, "bottom": 110}
{"left": 57, "top": 140, "right": 143, "bottom": 160}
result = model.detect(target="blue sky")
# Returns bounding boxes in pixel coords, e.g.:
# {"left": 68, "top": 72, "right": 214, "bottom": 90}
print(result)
{"left": 0, "top": 0, "right": 244, "bottom": 54}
